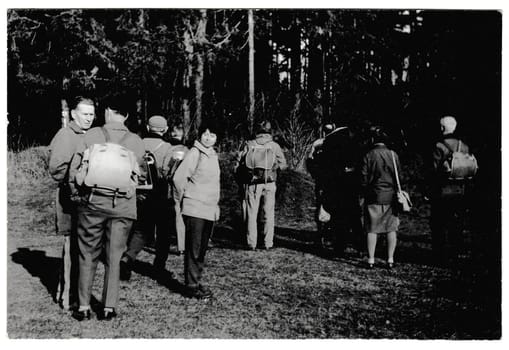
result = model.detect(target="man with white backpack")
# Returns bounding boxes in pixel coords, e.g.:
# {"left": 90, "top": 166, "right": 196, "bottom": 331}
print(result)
{"left": 431, "top": 115, "right": 478, "bottom": 265}
{"left": 236, "top": 121, "right": 287, "bottom": 250}
{"left": 69, "top": 95, "right": 145, "bottom": 321}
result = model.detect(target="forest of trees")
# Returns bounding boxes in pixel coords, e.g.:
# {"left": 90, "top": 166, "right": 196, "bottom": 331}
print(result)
{"left": 7, "top": 9, "right": 501, "bottom": 168}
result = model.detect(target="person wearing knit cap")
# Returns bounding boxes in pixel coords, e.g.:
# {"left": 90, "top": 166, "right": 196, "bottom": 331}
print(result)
{"left": 120, "top": 115, "right": 177, "bottom": 282}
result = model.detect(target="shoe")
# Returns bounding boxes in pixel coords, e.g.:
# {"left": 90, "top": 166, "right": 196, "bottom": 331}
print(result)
{"left": 263, "top": 246, "right": 273, "bottom": 250}
{"left": 99, "top": 308, "right": 117, "bottom": 321}
{"left": 186, "top": 285, "right": 213, "bottom": 300}
{"left": 247, "top": 246, "right": 256, "bottom": 251}
{"left": 387, "top": 261, "right": 394, "bottom": 269}
{"left": 119, "top": 260, "right": 132, "bottom": 281}
{"left": 178, "top": 250, "right": 185, "bottom": 256}
{"left": 367, "top": 260, "right": 375, "bottom": 269}
{"left": 198, "top": 284, "right": 213, "bottom": 298}
{"left": 71, "top": 309, "right": 91, "bottom": 321}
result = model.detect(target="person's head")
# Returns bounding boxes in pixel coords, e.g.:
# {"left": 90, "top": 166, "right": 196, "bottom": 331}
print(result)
{"left": 103, "top": 95, "right": 130, "bottom": 124}
{"left": 197, "top": 121, "right": 219, "bottom": 148}
{"left": 370, "top": 126, "right": 389, "bottom": 145}
{"left": 69, "top": 96, "right": 95, "bottom": 130}
{"left": 440, "top": 116, "right": 457, "bottom": 135}
{"left": 147, "top": 115, "right": 168, "bottom": 135}
{"left": 170, "top": 123, "right": 185, "bottom": 141}
{"left": 255, "top": 120, "right": 272, "bottom": 135}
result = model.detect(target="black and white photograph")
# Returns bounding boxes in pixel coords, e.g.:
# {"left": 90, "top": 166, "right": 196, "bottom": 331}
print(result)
{"left": 3, "top": 1, "right": 503, "bottom": 341}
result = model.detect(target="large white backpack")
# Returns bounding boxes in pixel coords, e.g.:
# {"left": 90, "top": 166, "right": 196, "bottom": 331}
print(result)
{"left": 77, "top": 127, "right": 139, "bottom": 203}
{"left": 244, "top": 143, "right": 276, "bottom": 184}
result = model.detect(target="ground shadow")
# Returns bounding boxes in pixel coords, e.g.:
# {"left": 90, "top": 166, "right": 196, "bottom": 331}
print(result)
{"left": 11, "top": 248, "right": 61, "bottom": 302}
{"left": 11, "top": 247, "right": 107, "bottom": 311}
{"left": 131, "top": 260, "right": 188, "bottom": 296}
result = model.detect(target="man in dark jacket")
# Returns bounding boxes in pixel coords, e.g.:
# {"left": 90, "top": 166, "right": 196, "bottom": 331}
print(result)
{"left": 431, "top": 115, "right": 472, "bottom": 265}
{"left": 120, "top": 115, "right": 176, "bottom": 282}
{"left": 319, "top": 125, "right": 364, "bottom": 257}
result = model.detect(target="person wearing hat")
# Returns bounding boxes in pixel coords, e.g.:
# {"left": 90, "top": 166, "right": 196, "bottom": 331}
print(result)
{"left": 120, "top": 115, "right": 177, "bottom": 282}
{"left": 49, "top": 96, "right": 95, "bottom": 311}
{"left": 68, "top": 94, "right": 145, "bottom": 321}
{"left": 236, "top": 120, "right": 287, "bottom": 250}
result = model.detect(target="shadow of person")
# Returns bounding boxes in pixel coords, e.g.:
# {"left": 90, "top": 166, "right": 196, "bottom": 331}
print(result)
{"left": 131, "top": 260, "right": 187, "bottom": 296}
{"left": 11, "top": 247, "right": 61, "bottom": 302}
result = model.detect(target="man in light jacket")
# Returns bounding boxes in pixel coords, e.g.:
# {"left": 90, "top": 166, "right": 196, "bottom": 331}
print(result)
{"left": 48, "top": 96, "right": 95, "bottom": 311}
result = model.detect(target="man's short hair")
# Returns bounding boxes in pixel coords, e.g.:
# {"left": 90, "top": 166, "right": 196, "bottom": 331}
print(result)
{"left": 68, "top": 96, "right": 94, "bottom": 111}
{"left": 103, "top": 94, "right": 131, "bottom": 117}
{"left": 440, "top": 116, "right": 457, "bottom": 134}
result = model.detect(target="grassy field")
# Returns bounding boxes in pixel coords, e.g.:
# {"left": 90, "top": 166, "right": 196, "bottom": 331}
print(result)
{"left": 6, "top": 146, "right": 501, "bottom": 338}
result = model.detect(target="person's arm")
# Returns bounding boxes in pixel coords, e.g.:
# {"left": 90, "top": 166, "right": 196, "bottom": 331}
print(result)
{"left": 234, "top": 142, "right": 248, "bottom": 171}
{"left": 172, "top": 147, "right": 199, "bottom": 203}
{"left": 273, "top": 143, "right": 287, "bottom": 171}
{"left": 48, "top": 128, "right": 75, "bottom": 183}
{"left": 432, "top": 143, "right": 445, "bottom": 171}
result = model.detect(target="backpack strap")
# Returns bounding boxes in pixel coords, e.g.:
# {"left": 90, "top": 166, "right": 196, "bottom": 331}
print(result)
{"left": 101, "top": 126, "right": 132, "bottom": 146}
{"left": 101, "top": 127, "right": 111, "bottom": 143}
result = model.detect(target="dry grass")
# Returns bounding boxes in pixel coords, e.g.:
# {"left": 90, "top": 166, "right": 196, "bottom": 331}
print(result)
{"left": 6, "top": 147, "right": 501, "bottom": 339}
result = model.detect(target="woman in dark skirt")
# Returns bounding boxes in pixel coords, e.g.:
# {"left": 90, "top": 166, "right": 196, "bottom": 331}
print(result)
{"left": 360, "top": 126, "right": 401, "bottom": 268}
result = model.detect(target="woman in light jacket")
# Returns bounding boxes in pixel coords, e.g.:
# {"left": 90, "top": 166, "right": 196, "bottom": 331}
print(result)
{"left": 360, "top": 126, "right": 401, "bottom": 269}
{"left": 172, "top": 122, "right": 220, "bottom": 299}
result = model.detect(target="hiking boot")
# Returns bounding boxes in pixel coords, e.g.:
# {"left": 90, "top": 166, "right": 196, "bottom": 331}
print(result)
{"left": 186, "top": 285, "right": 213, "bottom": 300}
{"left": 99, "top": 308, "right": 117, "bottom": 321}
{"left": 120, "top": 260, "right": 132, "bottom": 281}
{"left": 72, "top": 309, "right": 91, "bottom": 321}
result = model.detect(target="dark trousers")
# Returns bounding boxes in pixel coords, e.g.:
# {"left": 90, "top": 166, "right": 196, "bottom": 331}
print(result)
{"left": 330, "top": 204, "right": 364, "bottom": 254}
{"left": 184, "top": 215, "right": 214, "bottom": 288}
{"left": 431, "top": 194, "right": 467, "bottom": 259}
{"left": 77, "top": 210, "right": 132, "bottom": 309}
{"left": 124, "top": 195, "right": 171, "bottom": 269}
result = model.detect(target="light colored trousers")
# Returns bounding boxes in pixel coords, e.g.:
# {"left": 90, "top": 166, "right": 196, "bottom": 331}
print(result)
{"left": 77, "top": 210, "right": 132, "bottom": 309}
{"left": 244, "top": 182, "right": 276, "bottom": 249}
{"left": 174, "top": 201, "right": 186, "bottom": 252}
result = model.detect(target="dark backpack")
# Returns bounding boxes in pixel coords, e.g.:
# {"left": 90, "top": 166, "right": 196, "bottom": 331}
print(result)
{"left": 441, "top": 140, "right": 478, "bottom": 180}
{"left": 138, "top": 141, "right": 166, "bottom": 191}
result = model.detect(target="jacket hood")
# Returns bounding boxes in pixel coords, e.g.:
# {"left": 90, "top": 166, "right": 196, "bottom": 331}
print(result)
{"left": 255, "top": 133, "right": 273, "bottom": 145}
{"left": 194, "top": 140, "right": 217, "bottom": 156}
{"left": 145, "top": 132, "right": 164, "bottom": 140}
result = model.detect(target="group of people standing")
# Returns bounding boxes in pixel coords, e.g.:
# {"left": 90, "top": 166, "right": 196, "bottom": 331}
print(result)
{"left": 48, "top": 93, "right": 474, "bottom": 322}
{"left": 49, "top": 95, "right": 223, "bottom": 321}
{"left": 307, "top": 116, "right": 474, "bottom": 269}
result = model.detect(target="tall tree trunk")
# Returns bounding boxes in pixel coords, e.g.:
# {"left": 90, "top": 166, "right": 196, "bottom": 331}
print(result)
{"left": 194, "top": 9, "right": 207, "bottom": 134}
{"left": 183, "top": 28, "right": 193, "bottom": 139}
{"left": 248, "top": 9, "right": 255, "bottom": 134}
{"left": 60, "top": 98, "right": 69, "bottom": 129}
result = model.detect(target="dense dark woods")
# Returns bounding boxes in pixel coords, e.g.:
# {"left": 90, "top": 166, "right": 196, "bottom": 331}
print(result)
{"left": 7, "top": 9, "right": 501, "bottom": 152}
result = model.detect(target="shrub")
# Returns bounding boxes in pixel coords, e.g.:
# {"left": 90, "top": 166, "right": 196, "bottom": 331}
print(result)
{"left": 8, "top": 146, "right": 51, "bottom": 187}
